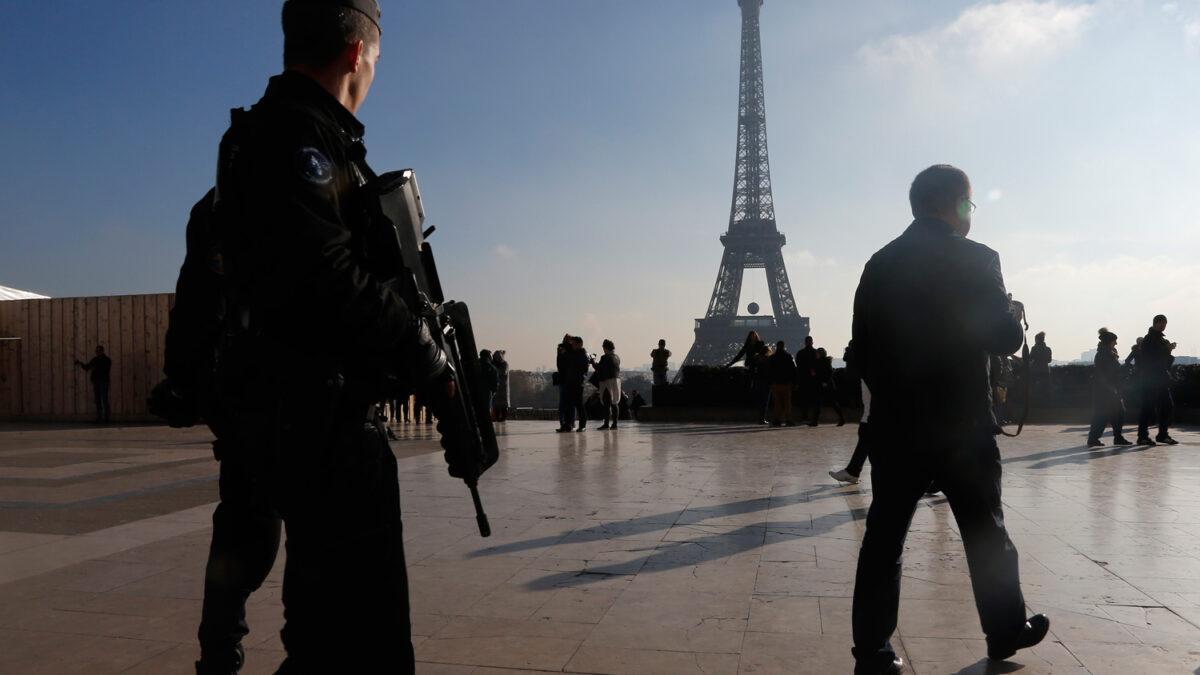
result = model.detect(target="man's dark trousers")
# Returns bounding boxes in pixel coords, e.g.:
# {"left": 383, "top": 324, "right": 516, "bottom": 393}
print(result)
{"left": 1138, "top": 384, "right": 1173, "bottom": 440}
{"left": 852, "top": 425, "right": 1026, "bottom": 669}
{"left": 563, "top": 383, "right": 586, "bottom": 428}
{"left": 93, "top": 382, "right": 111, "bottom": 423}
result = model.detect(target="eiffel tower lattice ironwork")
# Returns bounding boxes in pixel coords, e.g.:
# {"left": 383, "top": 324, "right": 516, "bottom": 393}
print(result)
{"left": 679, "top": 0, "right": 809, "bottom": 372}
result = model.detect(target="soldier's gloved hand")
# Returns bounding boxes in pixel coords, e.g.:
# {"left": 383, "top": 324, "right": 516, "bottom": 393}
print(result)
{"left": 147, "top": 378, "right": 199, "bottom": 428}
{"left": 407, "top": 316, "right": 449, "bottom": 383}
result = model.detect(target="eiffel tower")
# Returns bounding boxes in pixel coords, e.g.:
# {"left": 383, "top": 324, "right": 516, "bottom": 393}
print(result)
{"left": 679, "top": 0, "right": 809, "bottom": 371}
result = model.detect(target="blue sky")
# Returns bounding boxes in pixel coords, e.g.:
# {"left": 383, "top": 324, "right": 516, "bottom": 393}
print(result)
{"left": 4, "top": 1, "right": 1200, "bottom": 370}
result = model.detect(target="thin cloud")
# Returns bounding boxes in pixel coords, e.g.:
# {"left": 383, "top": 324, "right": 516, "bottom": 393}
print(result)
{"left": 493, "top": 244, "right": 517, "bottom": 259}
{"left": 1162, "top": 1, "right": 1200, "bottom": 55}
{"left": 857, "top": 1, "right": 1096, "bottom": 72}
{"left": 783, "top": 249, "right": 839, "bottom": 268}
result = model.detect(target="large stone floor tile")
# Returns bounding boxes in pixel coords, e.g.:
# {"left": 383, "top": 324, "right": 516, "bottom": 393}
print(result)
{"left": 566, "top": 645, "right": 740, "bottom": 675}
{"left": 737, "top": 631, "right": 862, "bottom": 674}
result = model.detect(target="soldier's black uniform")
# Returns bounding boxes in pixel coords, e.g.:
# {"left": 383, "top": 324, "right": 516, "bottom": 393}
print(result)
{"left": 169, "top": 70, "right": 421, "bottom": 673}
{"left": 851, "top": 217, "right": 1027, "bottom": 672}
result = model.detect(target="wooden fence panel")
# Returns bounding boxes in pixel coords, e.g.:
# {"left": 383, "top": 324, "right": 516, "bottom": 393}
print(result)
{"left": 39, "top": 301, "right": 51, "bottom": 419}
{"left": 0, "top": 293, "right": 174, "bottom": 421}
{"left": 21, "top": 302, "right": 36, "bottom": 416}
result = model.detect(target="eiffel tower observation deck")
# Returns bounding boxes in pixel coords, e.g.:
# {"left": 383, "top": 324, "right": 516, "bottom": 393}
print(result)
{"left": 680, "top": 0, "right": 810, "bottom": 370}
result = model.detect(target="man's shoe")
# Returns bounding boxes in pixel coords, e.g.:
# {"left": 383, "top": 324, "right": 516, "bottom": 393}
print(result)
{"left": 599, "top": 423, "right": 610, "bottom": 430}
{"left": 576, "top": 426, "right": 586, "bottom": 432}
{"left": 1137, "top": 436, "right": 1157, "bottom": 446}
{"left": 759, "top": 418, "right": 770, "bottom": 425}
{"left": 196, "top": 643, "right": 244, "bottom": 674}
{"left": 555, "top": 426, "right": 570, "bottom": 433}
{"left": 610, "top": 423, "right": 617, "bottom": 429}
{"left": 807, "top": 422, "right": 819, "bottom": 427}
{"left": 1113, "top": 436, "right": 1134, "bottom": 445}
{"left": 1157, "top": 435, "right": 1180, "bottom": 445}
{"left": 829, "top": 469, "right": 860, "bottom": 484}
{"left": 1087, "top": 439, "right": 1104, "bottom": 447}
{"left": 855, "top": 657, "right": 905, "bottom": 675}
{"left": 770, "top": 421, "right": 782, "bottom": 427}
{"left": 987, "top": 614, "right": 1050, "bottom": 661}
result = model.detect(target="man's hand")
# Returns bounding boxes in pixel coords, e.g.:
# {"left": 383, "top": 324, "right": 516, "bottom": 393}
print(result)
{"left": 147, "top": 379, "right": 199, "bottom": 428}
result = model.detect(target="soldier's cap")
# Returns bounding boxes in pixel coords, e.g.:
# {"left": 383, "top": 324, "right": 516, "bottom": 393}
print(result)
{"left": 292, "top": 0, "right": 381, "bottom": 34}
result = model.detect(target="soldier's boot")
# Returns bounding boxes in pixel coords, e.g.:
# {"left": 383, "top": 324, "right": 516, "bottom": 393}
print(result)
{"left": 196, "top": 643, "right": 244, "bottom": 675}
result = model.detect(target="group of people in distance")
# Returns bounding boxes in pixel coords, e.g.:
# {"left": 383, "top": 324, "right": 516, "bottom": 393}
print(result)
{"left": 380, "top": 348, "right": 510, "bottom": 431}
{"left": 554, "top": 334, "right": 645, "bottom": 431}
{"left": 728, "top": 332, "right": 845, "bottom": 427}
{"left": 1088, "top": 314, "right": 1179, "bottom": 447}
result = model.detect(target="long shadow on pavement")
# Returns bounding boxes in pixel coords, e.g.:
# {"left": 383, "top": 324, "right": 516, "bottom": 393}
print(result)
{"left": 467, "top": 485, "right": 870, "bottom": 590}
{"left": 1003, "top": 443, "right": 1155, "bottom": 469}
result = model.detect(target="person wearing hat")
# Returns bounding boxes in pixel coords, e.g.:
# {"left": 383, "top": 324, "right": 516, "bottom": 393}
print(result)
{"left": 1087, "top": 328, "right": 1132, "bottom": 447}
{"left": 173, "top": 2, "right": 445, "bottom": 672}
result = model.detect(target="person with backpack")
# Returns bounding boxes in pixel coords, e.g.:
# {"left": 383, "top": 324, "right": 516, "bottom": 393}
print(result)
{"left": 156, "top": 3, "right": 447, "bottom": 671}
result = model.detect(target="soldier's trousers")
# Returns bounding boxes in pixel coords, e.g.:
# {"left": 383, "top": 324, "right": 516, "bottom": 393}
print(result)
{"left": 851, "top": 427, "right": 1026, "bottom": 671}
{"left": 199, "top": 389, "right": 415, "bottom": 673}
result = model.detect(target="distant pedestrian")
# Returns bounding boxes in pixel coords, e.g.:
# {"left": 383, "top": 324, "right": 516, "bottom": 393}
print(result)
{"left": 558, "top": 336, "right": 589, "bottom": 432}
{"left": 1087, "top": 329, "right": 1130, "bottom": 447}
{"left": 74, "top": 345, "right": 111, "bottom": 424}
{"left": 479, "top": 349, "right": 500, "bottom": 420}
{"left": 728, "top": 330, "right": 772, "bottom": 424}
{"left": 1136, "top": 315, "right": 1178, "bottom": 446}
{"left": 650, "top": 339, "right": 671, "bottom": 386}
{"left": 629, "top": 390, "right": 647, "bottom": 419}
{"left": 830, "top": 340, "right": 868, "bottom": 484}
{"left": 767, "top": 341, "right": 797, "bottom": 426}
{"left": 794, "top": 336, "right": 818, "bottom": 422}
{"left": 1029, "top": 330, "right": 1051, "bottom": 377}
{"left": 591, "top": 339, "right": 622, "bottom": 430}
{"left": 555, "top": 334, "right": 573, "bottom": 429}
{"left": 809, "top": 347, "right": 844, "bottom": 426}
{"left": 492, "top": 350, "right": 510, "bottom": 422}
{"left": 1124, "top": 336, "right": 1143, "bottom": 369}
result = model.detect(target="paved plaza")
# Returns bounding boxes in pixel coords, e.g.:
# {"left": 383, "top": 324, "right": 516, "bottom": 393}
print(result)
{"left": 2, "top": 419, "right": 1200, "bottom": 674}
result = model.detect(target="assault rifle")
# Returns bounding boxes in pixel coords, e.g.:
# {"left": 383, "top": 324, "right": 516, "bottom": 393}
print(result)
{"left": 367, "top": 168, "right": 499, "bottom": 537}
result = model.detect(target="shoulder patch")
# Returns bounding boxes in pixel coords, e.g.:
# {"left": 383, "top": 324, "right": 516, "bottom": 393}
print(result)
{"left": 294, "top": 146, "right": 334, "bottom": 185}
{"left": 207, "top": 246, "right": 225, "bottom": 276}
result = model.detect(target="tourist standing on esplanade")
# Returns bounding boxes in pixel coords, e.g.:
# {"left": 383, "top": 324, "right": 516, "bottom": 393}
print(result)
{"left": 1029, "top": 331, "right": 1052, "bottom": 396}
{"left": 591, "top": 339, "right": 622, "bottom": 430}
{"left": 809, "top": 347, "right": 844, "bottom": 427}
{"left": 727, "top": 330, "right": 772, "bottom": 424}
{"left": 74, "top": 345, "right": 112, "bottom": 424}
{"left": 555, "top": 333, "right": 572, "bottom": 429}
{"left": 766, "top": 340, "right": 797, "bottom": 426}
{"left": 1088, "top": 328, "right": 1131, "bottom": 447}
{"left": 1136, "top": 314, "right": 1178, "bottom": 446}
{"left": 558, "top": 335, "right": 590, "bottom": 433}
{"left": 650, "top": 339, "right": 671, "bottom": 386}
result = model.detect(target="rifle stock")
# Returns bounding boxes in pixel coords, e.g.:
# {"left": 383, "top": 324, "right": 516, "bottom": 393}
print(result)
{"left": 373, "top": 168, "right": 499, "bottom": 537}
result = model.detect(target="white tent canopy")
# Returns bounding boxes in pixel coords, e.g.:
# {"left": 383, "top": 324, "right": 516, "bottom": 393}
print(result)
{"left": 0, "top": 285, "right": 50, "bottom": 301}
